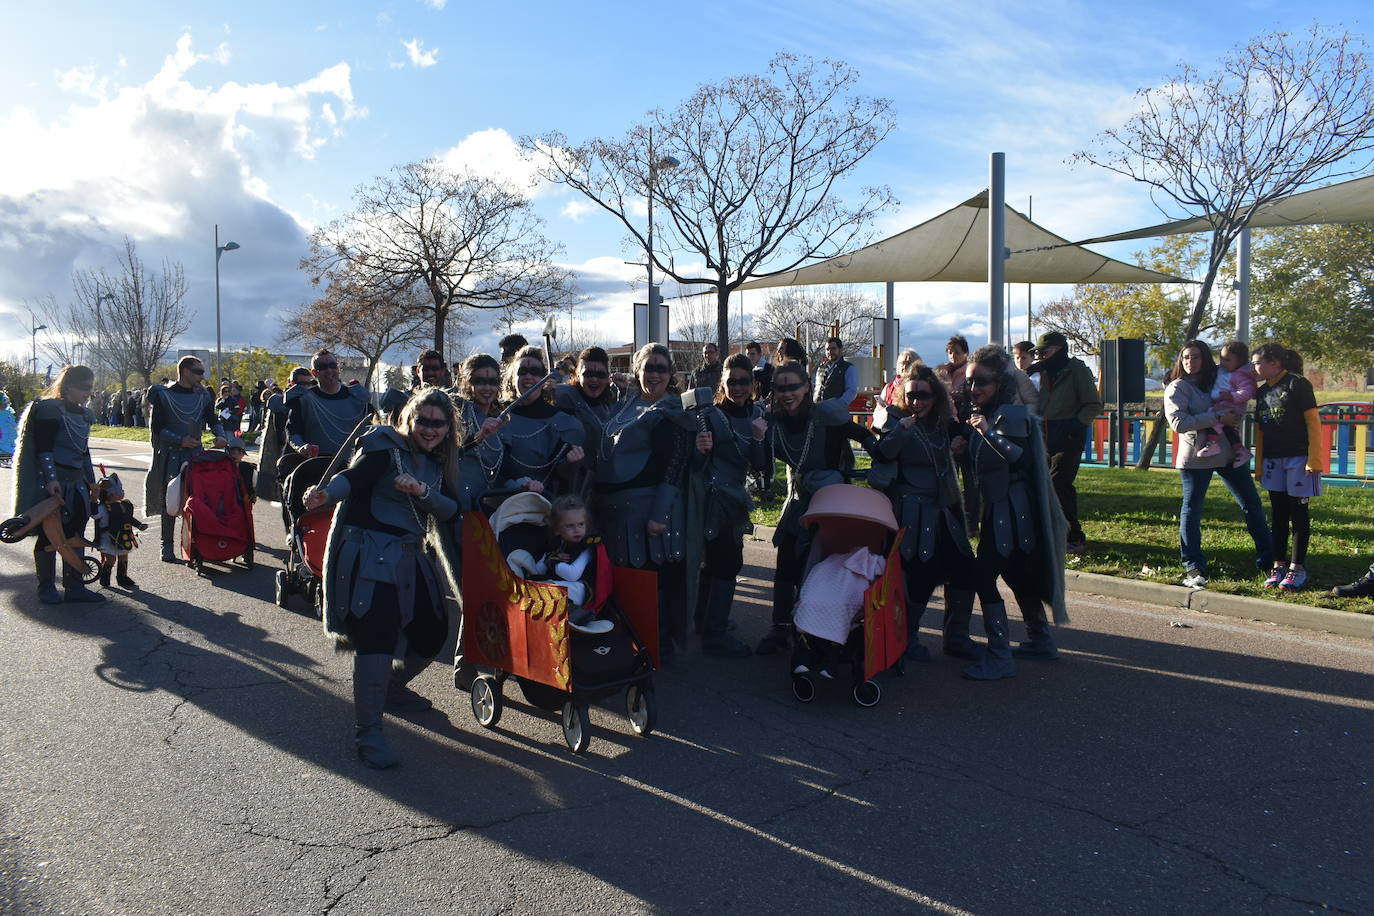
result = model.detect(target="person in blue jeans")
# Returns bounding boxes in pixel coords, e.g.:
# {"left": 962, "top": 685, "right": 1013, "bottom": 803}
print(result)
{"left": 1163, "top": 340, "right": 1272, "bottom": 588}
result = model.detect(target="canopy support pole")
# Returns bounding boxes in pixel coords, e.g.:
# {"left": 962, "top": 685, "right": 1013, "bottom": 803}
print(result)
{"left": 884, "top": 282, "right": 896, "bottom": 379}
{"left": 1235, "top": 227, "right": 1251, "bottom": 342}
{"left": 989, "top": 152, "right": 1006, "bottom": 346}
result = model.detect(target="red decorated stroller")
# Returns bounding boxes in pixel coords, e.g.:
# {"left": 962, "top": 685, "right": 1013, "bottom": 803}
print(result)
{"left": 177, "top": 450, "right": 255, "bottom": 574}
{"left": 273, "top": 455, "right": 333, "bottom": 616}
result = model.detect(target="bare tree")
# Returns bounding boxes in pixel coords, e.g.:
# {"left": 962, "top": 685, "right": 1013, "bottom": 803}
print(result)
{"left": 301, "top": 160, "right": 578, "bottom": 351}
{"left": 1073, "top": 25, "right": 1374, "bottom": 465}
{"left": 32, "top": 295, "right": 92, "bottom": 370}
{"left": 526, "top": 53, "right": 896, "bottom": 356}
{"left": 752, "top": 287, "right": 879, "bottom": 364}
{"left": 61, "top": 238, "right": 192, "bottom": 387}
{"left": 281, "top": 272, "right": 432, "bottom": 391}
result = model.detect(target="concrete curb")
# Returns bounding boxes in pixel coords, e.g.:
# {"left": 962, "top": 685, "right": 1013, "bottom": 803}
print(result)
{"left": 751, "top": 524, "right": 1374, "bottom": 640}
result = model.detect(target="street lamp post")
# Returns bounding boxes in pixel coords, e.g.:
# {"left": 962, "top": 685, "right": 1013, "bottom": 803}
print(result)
{"left": 214, "top": 224, "right": 241, "bottom": 384}
{"left": 645, "top": 128, "right": 679, "bottom": 346}
{"left": 31, "top": 316, "right": 47, "bottom": 375}
{"left": 94, "top": 286, "right": 116, "bottom": 392}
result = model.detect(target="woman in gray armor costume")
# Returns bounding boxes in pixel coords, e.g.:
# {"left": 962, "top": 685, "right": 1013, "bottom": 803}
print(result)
{"left": 304, "top": 388, "right": 462, "bottom": 769}
{"left": 553, "top": 346, "right": 620, "bottom": 487}
{"left": 693, "top": 354, "right": 769, "bottom": 658}
{"left": 495, "top": 345, "right": 585, "bottom": 498}
{"left": 959, "top": 345, "right": 1067, "bottom": 681}
{"left": 593, "top": 343, "right": 696, "bottom": 661}
{"left": 754, "top": 361, "right": 880, "bottom": 657}
{"left": 145, "top": 356, "right": 227, "bottom": 561}
{"left": 870, "top": 364, "right": 976, "bottom": 661}
{"left": 449, "top": 354, "right": 505, "bottom": 512}
{"left": 9, "top": 365, "right": 105, "bottom": 604}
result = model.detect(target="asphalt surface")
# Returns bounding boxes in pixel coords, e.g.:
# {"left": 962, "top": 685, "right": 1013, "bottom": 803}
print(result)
{"left": 2, "top": 440, "right": 1372, "bottom": 915}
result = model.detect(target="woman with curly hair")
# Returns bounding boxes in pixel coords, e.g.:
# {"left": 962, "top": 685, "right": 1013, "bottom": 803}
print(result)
{"left": 305, "top": 388, "right": 463, "bottom": 769}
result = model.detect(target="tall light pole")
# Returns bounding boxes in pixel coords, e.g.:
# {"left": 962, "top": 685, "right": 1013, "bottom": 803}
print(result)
{"left": 94, "top": 286, "right": 116, "bottom": 391}
{"left": 214, "top": 224, "right": 241, "bottom": 384}
{"left": 31, "top": 316, "right": 47, "bottom": 375}
{"left": 645, "top": 128, "right": 680, "bottom": 347}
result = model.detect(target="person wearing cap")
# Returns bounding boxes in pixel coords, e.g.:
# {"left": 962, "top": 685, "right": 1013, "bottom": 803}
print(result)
{"left": 1026, "top": 331, "right": 1101, "bottom": 553}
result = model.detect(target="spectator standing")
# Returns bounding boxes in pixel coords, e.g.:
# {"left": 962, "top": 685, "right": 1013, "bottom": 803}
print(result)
{"left": 747, "top": 340, "right": 772, "bottom": 400}
{"left": 499, "top": 334, "right": 529, "bottom": 364}
{"left": 1027, "top": 331, "right": 1101, "bottom": 553}
{"left": 1252, "top": 343, "right": 1322, "bottom": 591}
{"left": 691, "top": 342, "right": 723, "bottom": 393}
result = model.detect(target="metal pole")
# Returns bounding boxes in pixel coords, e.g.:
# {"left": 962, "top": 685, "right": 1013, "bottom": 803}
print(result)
{"left": 1026, "top": 195, "right": 1033, "bottom": 340}
{"left": 1236, "top": 226, "right": 1251, "bottom": 342}
{"left": 884, "top": 281, "right": 896, "bottom": 379}
{"left": 214, "top": 223, "right": 222, "bottom": 384}
{"left": 988, "top": 152, "right": 1006, "bottom": 346}
{"left": 95, "top": 287, "right": 103, "bottom": 392}
{"left": 646, "top": 129, "right": 661, "bottom": 346}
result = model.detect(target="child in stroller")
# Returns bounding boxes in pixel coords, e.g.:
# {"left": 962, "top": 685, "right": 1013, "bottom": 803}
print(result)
{"left": 792, "top": 544, "right": 887, "bottom": 679}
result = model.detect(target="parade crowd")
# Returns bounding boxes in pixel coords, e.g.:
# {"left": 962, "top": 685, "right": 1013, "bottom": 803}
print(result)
{"left": 8, "top": 332, "right": 1374, "bottom": 769}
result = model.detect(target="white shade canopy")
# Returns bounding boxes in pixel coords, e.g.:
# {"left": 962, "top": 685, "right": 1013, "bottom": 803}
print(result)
{"left": 736, "top": 190, "right": 1190, "bottom": 291}
{"left": 1076, "top": 174, "right": 1374, "bottom": 245}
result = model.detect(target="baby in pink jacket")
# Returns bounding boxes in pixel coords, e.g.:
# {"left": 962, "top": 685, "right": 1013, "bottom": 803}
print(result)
{"left": 1197, "top": 340, "right": 1256, "bottom": 467}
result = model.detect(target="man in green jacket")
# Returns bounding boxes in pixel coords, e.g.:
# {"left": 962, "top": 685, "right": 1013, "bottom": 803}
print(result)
{"left": 1028, "top": 332, "right": 1102, "bottom": 553}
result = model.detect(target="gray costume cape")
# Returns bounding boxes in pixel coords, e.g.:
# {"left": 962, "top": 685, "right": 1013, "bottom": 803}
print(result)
{"left": 871, "top": 409, "right": 971, "bottom": 564}
{"left": 145, "top": 384, "right": 223, "bottom": 516}
{"left": 319, "top": 426, "right": 461, "bottom": 652}
{"left": 970, "top": 403, "right": 1069, "bottom": 624}
{"left": 9, "top": 398, "right": 96, "bottom": 517}
{"left": 255, "top": 392, "right": 288, "bottom": 502}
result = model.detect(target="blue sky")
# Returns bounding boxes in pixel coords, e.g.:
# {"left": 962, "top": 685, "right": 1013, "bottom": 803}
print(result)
{"left": 1, "top": 0, "right": 1369, "bottom": 373}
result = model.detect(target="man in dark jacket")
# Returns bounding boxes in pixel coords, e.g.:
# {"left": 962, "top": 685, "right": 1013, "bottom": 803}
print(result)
{"left": 691, "top": 342, "right": 723, "bottom": 392}
{"left": 1028, "top": 331, "right": 1102, "bottom": 553}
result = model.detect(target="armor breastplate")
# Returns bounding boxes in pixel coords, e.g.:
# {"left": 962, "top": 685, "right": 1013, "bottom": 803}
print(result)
{"left": 51, "top": 403, "right": 93, "bottom": 467}
{"left": 157, "top": 386, "right": 212, "bottom": 440}
{"left": 358, "top": 430, "right": 442, "bottom": 536}
{"left": 301, "top": 389, "right": 369, "bottom": 454}
{"left": 598, "top": 395, "right": 681, "bottom": 484}
{"left": 704, "top": 404, "right": 761, "bottom": 486}
{"left": 499, "top": 409, "right": 579, "bottom": 481}
{"left": 972, "top": 405, "right": 1029, "bottom": 504}
{"left": 894, "top": 427, "right": 950, "bottom": 499}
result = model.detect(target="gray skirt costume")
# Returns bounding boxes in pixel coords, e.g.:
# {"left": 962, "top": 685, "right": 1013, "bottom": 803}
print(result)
{"left": 325, "top": 525, "right": 442, "bottom": 633}
{"left": 597, "top": 485, "right": 684, "bottom": 570}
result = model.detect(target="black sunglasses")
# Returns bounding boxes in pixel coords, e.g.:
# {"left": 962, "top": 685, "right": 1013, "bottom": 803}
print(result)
{"left": 726, "top": 377, "right": 752, "bottom": 387}
{"left": 189, "top": 367, "right": 206, "bottom": 375}
{"left": 580, "top": 369, "right": 610, "bottom": 379}
{"left": 905, "top": 389, "right": 936, "bottom": 401}
{"left": 471, "top": 376, "right": 499, "bottom": 386}
{"left": 414, "top": 417, "right": 449, "bottom": 429}
{"left": 968, "top": 375, "right": 998, "bottom": 388}
{"left": 773, "top": 382, "right": 806, "bottom": 394}
{"left": 517, "top": 366, "right": 545, "bottom": 376}
{"left": 315, "top": 362, "right": 338, "bottom": 370}
{"left": 642, "top": 363, "right": 671, "bottom": 374}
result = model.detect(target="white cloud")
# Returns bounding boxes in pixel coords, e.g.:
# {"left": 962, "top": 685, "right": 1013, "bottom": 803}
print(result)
{"left": 436, "top": 127, "right": 546, "bottom": 192}
{"left": 423, "top": 0, "right": 449, "bottom": 8}
{"left": 560, "top": 199, "right": 595, "bottom": 222}
{"left": 0, "top": 32, "right": 365, "bottom": 357}
{"left": 402, "top": 38, "right": 439, "bottom": 68}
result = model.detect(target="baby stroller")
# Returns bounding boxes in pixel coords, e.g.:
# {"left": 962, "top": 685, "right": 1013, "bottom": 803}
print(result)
{"left": 177, "top": 450, "right": 255, "bottom": 574}
{"left": 273, "top": 455, "right": 333, "bottom": 616}
{"left": 790, "top": 484, "right": 907, "bottom": 707}
{"left": 458, "top": 511, "right": 659, "bottom": 754}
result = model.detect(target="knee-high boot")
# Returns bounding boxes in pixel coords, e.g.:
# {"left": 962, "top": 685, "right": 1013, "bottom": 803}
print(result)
{"left": 904, "top": 586, "right": 931, "bottom": 662}
{"left": 35, "top": 545, "right": 62, "bottom": 605}
{"left": 160, "top": 515, "right": 178, "bottom": 562}
{"left": 353, "top": 654, "right": 399, "bottom": 769}
{"left": 941, "top": 587, "right": 979, "bottom": 659}
{"left": 386, "top": 654, "right": 435, "bottom": 712}
{"left": 1012, "top": 592, "right": 1059, "bottom": 659}
{"left": 62, "top": 551, "right": 106, "bottom": 604}
{"left": 702, "top": 578, "right": 751, "bottom": 658}
{"left": 963, "top": 600, "right": 1016, "bottom": 680}
{"left": 115, "top": 556, "right": 137, "bottom": 589}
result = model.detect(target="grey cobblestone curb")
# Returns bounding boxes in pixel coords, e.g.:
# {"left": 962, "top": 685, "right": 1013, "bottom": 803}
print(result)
{"left": 751, "top": 524, "right": 1374, "bottom": 640}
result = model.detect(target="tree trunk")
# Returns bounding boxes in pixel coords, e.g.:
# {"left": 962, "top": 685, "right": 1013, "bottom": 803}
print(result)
{"left": 1133, "top": 252, "right": 1222, "bottom": 470}
{"left": 716, "top": 285, "right": 731, "bottom": 355}
{"left": 433, "top": 303, "right": 447, "bottom": 354}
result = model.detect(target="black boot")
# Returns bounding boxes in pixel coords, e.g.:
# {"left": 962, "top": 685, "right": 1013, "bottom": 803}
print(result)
{"left": 941, "top": 587, "right": 980, "bottom": 659}
{"left": 904, "top": 599, "right": 931, "bottom": 662}
{"left": 115, "top": 556, "right": 137, "bottom": 589}
{"left": 963, "top": 600, "right": 1016, "bottom": 680}
{"left": 354, "top": 654, "right": 399, "bottom": 769}
{"left": 63, "top": 554, "right": 106, "bottom": 604}
{"left": 1012, "top": 592, "right": 1059, "bottom": 659}
{"left": 1333, "top": 572, "right": 1374, "bottom": 598}
{"left": 758, "top": 578, "right": 796, "bottom": 655}
{"left": 160, "top": 515, "right": 179, "bottom": 563}
{"left": 386, "top": 654, "right": 434, "bottom": 713}
{"left": 702, "top": 578, "right": 751, "bottom": 658}
{"left": 98, "top": 559, "right": 113, "bottom": 588}
{"left": 35, "top": 548, "right": 62, "bottom": 605}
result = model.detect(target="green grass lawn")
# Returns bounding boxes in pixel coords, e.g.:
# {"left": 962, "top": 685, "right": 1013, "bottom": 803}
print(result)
{"left": 751, "top": 459, "right": 1374, "bottom": 614}
{"left": 90, "top": 426, "right": 258, "bottom": 446}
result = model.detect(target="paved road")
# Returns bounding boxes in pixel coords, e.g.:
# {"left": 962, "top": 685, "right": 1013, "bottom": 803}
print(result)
{"left": 2, "top": 440, "right": 1372, "bottom": 915}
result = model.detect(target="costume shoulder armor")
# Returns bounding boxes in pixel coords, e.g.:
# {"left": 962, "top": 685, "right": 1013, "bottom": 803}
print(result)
{"left": 993, "top": 403, "right": 1031, "bottom": 436}
{"left": 357, "top": 424, "right": 404, "bottom": 453}
{"left": 348, "top": 385, "right": 372, "bottom": 405}
{"left": 552, "top": 385, "right": 579, "bottom": 410}
{"left": 378, "top": 388, "right": 409, "bottom": 414}
{"left": 284, "top": 386, "right": 308, "bottom": 404}
{"left": 814, "top": 398, "right": 851, "bottom": 426}
{"left": 30, "top": 398, "right": 63, "bottom": 420}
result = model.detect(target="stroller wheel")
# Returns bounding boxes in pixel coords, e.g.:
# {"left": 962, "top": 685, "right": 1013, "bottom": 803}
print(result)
{"left": 791, "top": 673, "right": 816, "bottom": 703}
{"left": 853, "top": 679, "right": 882, "bottom": 708}
{"left": 625, "top": 684, "right": 655, "bottom": 737}
{"left": 273, "top": 570, "right": 290, "bottom": 609}
{"left": 561, "top": 702, "right": 591, "bottom": 754}
{"left": 0, "top": 517, "right": 27, "bottom": 543}
{"left": 470, "top": 676, "right": 502, "bottom": 728}
{"left": 81, "top": 555, "right": 103, "bottom": 584}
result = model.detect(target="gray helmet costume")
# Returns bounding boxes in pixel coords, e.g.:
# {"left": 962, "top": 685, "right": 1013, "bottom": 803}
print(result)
{"left": 145, "top": 383, "right": 223, "bottom": 516}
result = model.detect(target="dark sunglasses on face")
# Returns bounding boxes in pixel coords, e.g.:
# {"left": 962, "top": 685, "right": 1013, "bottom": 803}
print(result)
{"left": 773, "top": 382, "right": 806, "bottom": 394}
{"left": 726, "top": 377, "right": 752, "bottom": 387}
{"left": 421, "top": 364, "right": 446, "bottom": 373}
{"left": 471, "top": 376, "right": 499, "bottom": 386}
{"left": 414, "top": 417, "right": 449, "bottom": 429}
{"left": 580, "top": 369, "right": 610, "bottom": 379}
{"left": 316, "top": 362, "right": 338, "bottom": 370}
{"left": 968, "top": 375, "right": 998, "bottom": 388}
{"left": 642, "top": 364, "right": 671, "bottom": 375}
{"left": 189, "top": 367, "right": 206, "bottom": 375}
{"left": 518, "top": 366, "right": 545, "bottom": 377}
{"left": 905, "top": 389, "right": 936, "bottom": 401}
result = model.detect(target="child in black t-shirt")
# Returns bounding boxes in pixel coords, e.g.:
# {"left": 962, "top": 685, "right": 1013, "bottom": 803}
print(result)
{"left": 1251, "top": 343, "right": 1321, "bottom": 591}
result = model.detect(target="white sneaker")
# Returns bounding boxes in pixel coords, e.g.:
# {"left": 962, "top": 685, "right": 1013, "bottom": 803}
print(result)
{"left": 1182, "top": 571, "right": 1209, "bottom": 589}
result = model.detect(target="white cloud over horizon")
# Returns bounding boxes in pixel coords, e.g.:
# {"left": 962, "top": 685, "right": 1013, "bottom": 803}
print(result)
{"left": 402, "top": 38, "right": 440, "bottom": 68}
